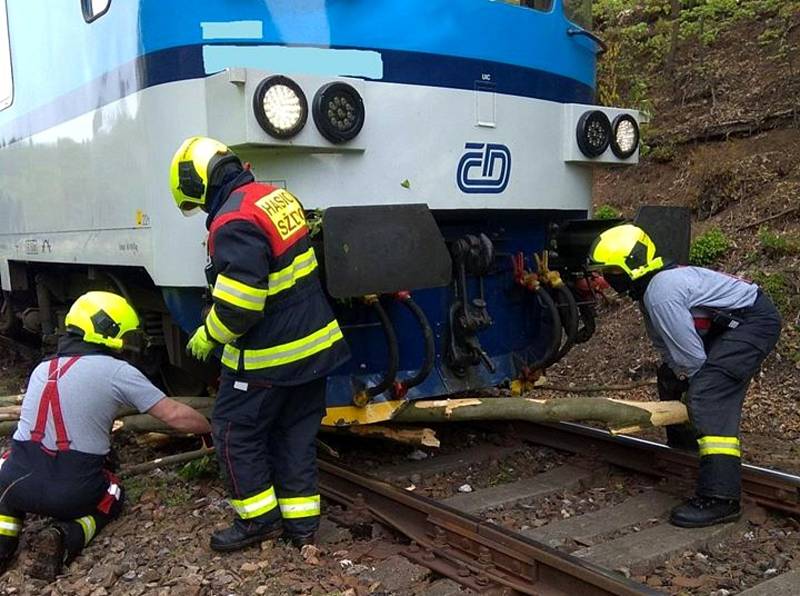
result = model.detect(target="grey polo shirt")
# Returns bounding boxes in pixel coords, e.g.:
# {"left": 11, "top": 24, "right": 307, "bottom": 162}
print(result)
{"left": 641, "top": 267, "right": 758, "bottom": 378}
{"left": 13, "top": 355, "right": 164, "bottom": 455}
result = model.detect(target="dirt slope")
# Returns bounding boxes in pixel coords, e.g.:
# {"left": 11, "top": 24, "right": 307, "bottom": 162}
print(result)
{"left": 548, "top": 12, "right": 800, "bottom": 470}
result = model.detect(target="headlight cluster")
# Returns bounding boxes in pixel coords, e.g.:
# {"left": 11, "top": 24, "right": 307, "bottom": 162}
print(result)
{"left": 610, "top": 114, "right": 639, "bottom": 159}
{"left": 253, "top": 76, "right": 308, "bottom": 139}
{"left": 252, "top": 76, "right": 365, "bottom": 144}
{"left": 576, "top": 110, "right": 640, "bottom": 159}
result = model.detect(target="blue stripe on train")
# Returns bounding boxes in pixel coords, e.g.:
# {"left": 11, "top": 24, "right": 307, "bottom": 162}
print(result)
{"left": 0, "top": 44, "right": 594, "bottom": 147}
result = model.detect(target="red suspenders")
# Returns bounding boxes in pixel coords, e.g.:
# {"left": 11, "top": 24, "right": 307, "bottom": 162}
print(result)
{"left": 29, "top": 356, "right": 81, "bottom": 451}
{"left": 26, "top": 355, "right": 123, "bottom": 514}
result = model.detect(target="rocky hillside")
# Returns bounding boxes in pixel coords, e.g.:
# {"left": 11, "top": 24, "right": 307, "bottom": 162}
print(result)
{"left": 549, "top": 1, "right": 800, "bottom": 463}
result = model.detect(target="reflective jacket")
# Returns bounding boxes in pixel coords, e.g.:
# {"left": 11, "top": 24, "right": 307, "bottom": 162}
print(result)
{"left": 204, "top": 180, "right": 349, "bottom": 384}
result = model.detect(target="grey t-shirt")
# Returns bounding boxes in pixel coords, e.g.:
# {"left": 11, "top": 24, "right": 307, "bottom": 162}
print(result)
{"left": 641, "top": 266, "right": 758, "bottom": 378}
{"left": 13, "top": 355, "right": 164, "bottom": 455}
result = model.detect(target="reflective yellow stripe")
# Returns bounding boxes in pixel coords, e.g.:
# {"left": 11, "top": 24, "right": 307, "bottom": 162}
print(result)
{"left": 267, "top": 248, "right": 318, "bottom": 296}
{"left": 278, "top": 495, "right": 321, "bottom": 519}
{"left": 242, "top": 320, "right": 343, "bottom": 370}
{"left": 0, "top": 515, "right": 21, "bottom": 537}
{"left": 76, "top": 516, "right": 97, "bottom": 545}
{"left": 230, "top": 486, "right": 278, "bottom": 519}
{"left": 213, "top": 274, "right": 268, "bottom": 312}
{"left": 698, "top": 436, "right": 741, "bottom": 458}
{"left": 221, "top": 345, "right": 240, "bottom": 370}
{"left": 205, "top": 306, "right": 242, "bottom": 344}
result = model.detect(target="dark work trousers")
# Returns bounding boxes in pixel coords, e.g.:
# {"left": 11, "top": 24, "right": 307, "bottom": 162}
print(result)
{"left": 0, "top": 441, "right": 125, "bottom": 563}
{"left": 656, "top": 364, "right": 697, "bottom": 451}
{"left": 212, "top": 372, "right": 327, "bottom": 536}
{"left": 687, "top": 291, "right": 781, "bottom": 500}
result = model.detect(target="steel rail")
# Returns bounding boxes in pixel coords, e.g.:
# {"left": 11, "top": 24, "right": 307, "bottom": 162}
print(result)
{"left": 319, "top": 459, "right": 656, "bottom": 596}
{"left": 508, "top": 422, "right": 800, "bottom": 516}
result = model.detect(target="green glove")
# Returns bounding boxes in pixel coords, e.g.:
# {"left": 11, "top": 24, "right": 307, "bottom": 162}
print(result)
{"left": 187, "top": 326, "right": 217, "bottom": 361}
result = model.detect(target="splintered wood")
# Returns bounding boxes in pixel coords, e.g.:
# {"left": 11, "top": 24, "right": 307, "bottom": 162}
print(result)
{"left": 0, "top": 393, "right": 688, "bottom": 439}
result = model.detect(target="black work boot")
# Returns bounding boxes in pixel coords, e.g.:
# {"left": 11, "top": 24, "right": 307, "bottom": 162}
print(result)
{"left": 282, "top": 532, "right": 316, "bottom": 549}
{"left": 670, "top": 496, "right": 741, "bottom": 528}
{"left": 0, "top": 553, "right": 14, "bottom": 576}
{"left": 28, "top": 526, "right": 66, "bottom": 582}
{"left": 210, "top": 517, "right": 283, "bottom": 552}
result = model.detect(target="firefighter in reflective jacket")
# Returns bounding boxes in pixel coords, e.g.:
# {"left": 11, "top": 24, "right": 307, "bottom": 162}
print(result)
{"left": 0, "top": 292, "right": 211, "bottom": 580}
{"left": 169, "top": 137, "right": 350, "bottom": 551}
{"left": 589, "top": 224, "right": 781, "bottom": 528}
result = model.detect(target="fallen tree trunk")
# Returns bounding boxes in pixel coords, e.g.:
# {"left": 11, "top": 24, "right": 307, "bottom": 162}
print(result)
{"left": 0, "top": 395, "right": 686, "bottom": 437}
{"left": 393, "top": 397, "right": 687, "bottom": 434}
{"left": 0, "top": 395, "right": 23, "bottom": 406}
{"left": 0, "top": 394, "right": 215, "bottom": 410}
{"left": 534, "top": 381, "right": 656, "bottom": 393}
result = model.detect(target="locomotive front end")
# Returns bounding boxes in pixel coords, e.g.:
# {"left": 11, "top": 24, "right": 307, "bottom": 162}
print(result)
{"left": 0, "top": 0, "right": 642, "bottom": 424}
{"left": 155, "top": 0, "right": 641, "bottom": 423}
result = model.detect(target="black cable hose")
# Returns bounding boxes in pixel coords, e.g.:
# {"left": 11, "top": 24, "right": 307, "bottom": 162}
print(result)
{"left": 365, "top": 300, "right": 400, "bottom": 398}
{"left": 397, "top": 297, "right": 435, "bottom": 391}
{"left": 551, "top": 285, "right": 579, "bottom": 363}
{"left": 527, "top": 287, "right": 562, "bottom": 371}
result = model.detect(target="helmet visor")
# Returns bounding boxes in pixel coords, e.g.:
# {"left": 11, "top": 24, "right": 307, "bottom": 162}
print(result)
{"left": 120, "top": 328, "right": 145, "bottom": 353}
{"left": 596, "top": 265, "right": 626, "bottom": 275}
{"left": 179, "top": 202, "right": 201, "bottom": 217}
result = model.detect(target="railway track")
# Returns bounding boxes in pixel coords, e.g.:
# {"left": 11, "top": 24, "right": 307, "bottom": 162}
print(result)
{"left": 320, "top": 422, "right": 800, "bottom": 595}
{"left": 2, "top": 335, "right": 798, "bottom": 593}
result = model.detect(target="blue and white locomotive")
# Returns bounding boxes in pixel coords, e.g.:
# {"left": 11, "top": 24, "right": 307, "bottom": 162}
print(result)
{"left": 0, "top": 1, "right": 641, "bottom": 425}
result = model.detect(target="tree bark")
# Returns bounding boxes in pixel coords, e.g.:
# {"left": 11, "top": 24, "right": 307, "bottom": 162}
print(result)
{"left": 0, "top": 395, "right": 687, "bottom": 437}
{"left": 535, "top": 381, "right": 656, "bottom": 393}
{"left": 0, "top": 395, "right": 23, "bottom": 406}
{"left": 393, "top": 397, "right": 687, "bottom": 434}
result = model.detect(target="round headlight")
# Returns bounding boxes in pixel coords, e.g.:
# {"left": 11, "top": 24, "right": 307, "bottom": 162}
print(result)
{"left": 611, "top": 114, "right": 640, "bottom": 159}
{"left": 576, "top": 110, "right": 612, "bottom": 158}
{"left": 253, "top": 76, "right": 308, "bottom": 139}
{"left": 312, "top": 82, "right": 365, "bottom": 144}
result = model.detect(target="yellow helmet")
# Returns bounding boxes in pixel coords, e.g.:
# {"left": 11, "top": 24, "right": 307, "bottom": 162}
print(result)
{"left": 589, "top": 224, "right": 664, "bottom": 280}
{"left": 169, "top": 136, "right": 239, "bottom": 214}
{"left": 64, "top": 291, "right": 140, "bottom": 350}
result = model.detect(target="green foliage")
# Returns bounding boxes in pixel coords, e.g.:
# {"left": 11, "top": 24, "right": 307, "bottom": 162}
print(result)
{"left": 592, "top": 0, "right": 800, "bottom": 109}
{"left": 647, "top": 143, "right": 677, "bottom": 163}
{"left": 749, "top": 271, "right": 798, "bottom": 317}
{"left": 125, "top": 476, "right": 147, "bottom": 504}
{"left": 595, "top": 204, "right": 621, "bottom": 220}
{"left": 306, "top": 209, "right": 324, "bottom": 238}
{"left": 178, "top": 455, "right": 218, "bottom": 481}
{"left": 688, "top": 228, "right": 731, "bottom": 266}
{"left": 758, "top": 227, "right": 800, "bottom": 258}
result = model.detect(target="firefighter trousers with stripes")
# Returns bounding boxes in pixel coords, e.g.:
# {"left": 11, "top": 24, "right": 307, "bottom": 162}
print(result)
{"left": 687, "top": 291, "right": 781, "bottom": 500}
{"left": 0, "top": 441, "right": 125, "bottom": 563}
{"left": 212, "top": 373, "right": 326, "bottom": 536}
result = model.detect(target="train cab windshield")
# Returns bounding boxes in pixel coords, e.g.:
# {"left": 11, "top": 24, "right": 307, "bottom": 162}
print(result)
{"left": 496, "top": 1, "right": 553, "bottom": 10}
{"left": 563, "top": 0, "right": 593, "bottom": 29}
{"left": 495, "top": 1, "right": 593, "bottom": 30}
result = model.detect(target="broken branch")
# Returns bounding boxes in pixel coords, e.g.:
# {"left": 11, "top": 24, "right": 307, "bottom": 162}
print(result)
{"left": 332, "top": 425, "right": 440, "bottom": 448}
{"left": 122, "top": 446, "right": 215, "bottom": 477}
{"left": 393, "top": 397, "right": 687, "bottom": 434}
{"left": 737, "top": 206, "right": 800, "bottom": 231}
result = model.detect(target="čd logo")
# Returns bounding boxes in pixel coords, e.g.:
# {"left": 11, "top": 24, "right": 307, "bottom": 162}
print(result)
{"left": 456, "top": 143, "right": 512, "bottom": 194}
